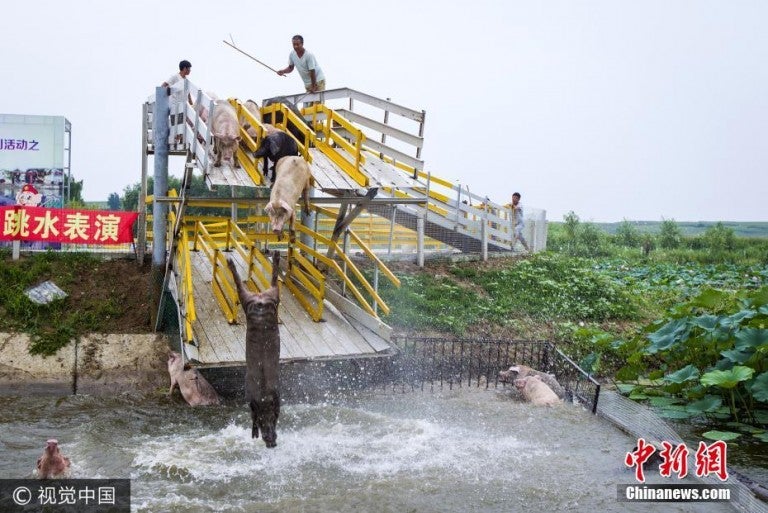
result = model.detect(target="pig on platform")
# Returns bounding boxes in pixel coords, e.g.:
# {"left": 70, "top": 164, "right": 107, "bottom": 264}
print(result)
{"left": 227, "top": 252, "right": 282, "bottom": 449}
{"left": 211, "top": 101, "right": 241, "bottom": 168}
{"left": 264, "top": 156, "right": 311, "bottom": 239}
{"left": 167, "top": 352, "right": 222, "bottom": 406}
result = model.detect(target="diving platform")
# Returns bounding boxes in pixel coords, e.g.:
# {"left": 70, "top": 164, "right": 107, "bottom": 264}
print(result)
{"left": 145, "top": 84, "right": 545, "bottom": 373}
{"left": 168, "top": 249, "right": 394, "bottom": 367}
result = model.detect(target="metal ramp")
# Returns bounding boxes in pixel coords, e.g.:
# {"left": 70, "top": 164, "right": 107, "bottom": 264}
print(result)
{"left": 157, "top": 86, "right": 539, "bottom": 254}
{"left": 144, "top": 84, "right": 546, "bottom": 367}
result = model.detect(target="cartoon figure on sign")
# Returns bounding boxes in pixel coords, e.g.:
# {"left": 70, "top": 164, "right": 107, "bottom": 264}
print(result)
{"left": 16, "top": 183, "right": 43, "bottom": 206}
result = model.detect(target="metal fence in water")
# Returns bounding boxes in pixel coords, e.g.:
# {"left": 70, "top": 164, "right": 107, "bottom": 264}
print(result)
{"left": 384, "top": 337, "right": 601, "bottom": 412}
{"left": 265, "top": 338, "right": 601, "bottom": 412}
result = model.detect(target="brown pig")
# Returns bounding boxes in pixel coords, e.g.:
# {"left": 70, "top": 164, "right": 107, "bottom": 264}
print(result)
{"left": 514, "top": 375, "right": 561, "bottom": 406}
{"left": 211, "top": 101, "right": 241, "bottom": 168}
{"left": 264, "top": 156, "right": 311, "bottom": 239}
{"left": 35, "top": 439, "right": 71, "bottom": 479}
{"left": 499, "top": 364, "right": 565, "bottom": 399}
{"left": 228, "top": 252, "right": 281, "bottom": 448}
{"left": 168, "top": 352, "right": 222, "bottom": 406}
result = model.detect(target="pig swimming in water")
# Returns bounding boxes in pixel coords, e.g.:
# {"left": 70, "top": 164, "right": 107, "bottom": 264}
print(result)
{"left": 35, "top": 439, "right": 71, "bottom": 479}
{"left": 228, "top": 252, "right": 282, "bottom": 448}
{"left": 264, "top": 156, "right": 311, "bottom": 240}
{"left": 514, "top": 375, "right": 561, "bottom": 406}
{"left": 167, "top": 352, "right": 222, "bottom": 406}
{"left": 499, "top": 364, "right": 565, "bottom": 399}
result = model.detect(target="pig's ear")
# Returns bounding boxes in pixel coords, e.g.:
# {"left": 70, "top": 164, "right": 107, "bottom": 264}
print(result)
{"left": 268, "top": 138, "right": 281, "bottom": 155}
{"left": 264, "top": 202, "right": 273, "bottom": 215}
{"left": 280, "top": 199, "right": 293, "bottom": 214}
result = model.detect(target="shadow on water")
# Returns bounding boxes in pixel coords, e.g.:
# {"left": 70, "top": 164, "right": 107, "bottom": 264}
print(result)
{"left": 0, "top": 388, "right": 738, "bottom": 513}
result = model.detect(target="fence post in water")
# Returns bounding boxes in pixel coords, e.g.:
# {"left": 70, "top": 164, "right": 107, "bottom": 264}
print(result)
{"left": 150, "top": 86, "right": 170, "bottom": 328}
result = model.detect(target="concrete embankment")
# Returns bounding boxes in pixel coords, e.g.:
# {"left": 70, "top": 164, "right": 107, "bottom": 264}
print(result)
{"left": 0, "top": 333, "right": 170, "bottom": 396}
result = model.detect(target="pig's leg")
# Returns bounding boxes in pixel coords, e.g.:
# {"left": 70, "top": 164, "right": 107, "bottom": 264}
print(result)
{"left": 250, "top": 400, "right": 261, "bottom": 439}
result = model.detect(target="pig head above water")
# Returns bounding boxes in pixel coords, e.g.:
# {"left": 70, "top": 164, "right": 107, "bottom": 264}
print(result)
{"left": 227, "top": 252, "right": 281, "bottom": 448}
{"left": 264, "top": 156, "right": 311, "bottom": 239}
{"left": 211, "top": 101, "right": 241, "bottom": 168}
{"left": 167, "top": 352, "right": 222, "bottom": 406}
{"left": 499, "top": 364, "right": 565, "bottom": 399}
{"left": 35, "top": 439, "right": 71, "bottom": 479}
{"left": 514, "top": 375, "right": 561, "bottom": 406}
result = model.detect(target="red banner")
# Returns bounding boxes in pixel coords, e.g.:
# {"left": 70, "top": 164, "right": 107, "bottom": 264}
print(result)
{"left": 1, "top": 206, "right": 138, "bottom": 244}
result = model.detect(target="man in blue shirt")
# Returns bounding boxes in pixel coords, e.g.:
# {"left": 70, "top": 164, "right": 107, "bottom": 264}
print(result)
{"left": 277, "top": 35, "right": 326, "bottom": 93}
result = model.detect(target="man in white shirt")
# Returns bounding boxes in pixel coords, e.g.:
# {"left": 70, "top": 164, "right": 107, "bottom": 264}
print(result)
{"left": 161, "top": 60, "right": 192, "bottom": 135}
{"left": 277, "top": 36, "right": 325, "bottom": 93}
{"left": 508, "top": 192, "right": 531, "bottom": 252}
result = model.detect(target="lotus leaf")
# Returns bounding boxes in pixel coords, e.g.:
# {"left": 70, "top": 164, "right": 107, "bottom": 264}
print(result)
{"left": 701, "top": 430, "right": 741, "bottom": 441}
{"left": 699, "top": 366, "right": 754, "bottom": 389}
{"left": 664, "top": 364, "right": 699, "bottom": 384}
{"left": 749, "top": 372, "right": 768, "bottom": 402}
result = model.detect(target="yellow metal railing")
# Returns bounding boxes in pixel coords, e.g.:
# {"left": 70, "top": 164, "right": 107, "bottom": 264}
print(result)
{"left": 303, "top": 104, "right": 368, "bottom": 187}
{"left": 284, "top": 229, "right": 325, "bottom": 322}
{"left": 166, "top": 190, "right": 196, "bottom": 342}
{"left": 192, "top": 221, "right": 239, "bottom": 323}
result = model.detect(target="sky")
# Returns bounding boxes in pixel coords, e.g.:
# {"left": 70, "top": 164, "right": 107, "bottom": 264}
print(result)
{"left": 2, "top": 0, "right": 766, "bottom": 222}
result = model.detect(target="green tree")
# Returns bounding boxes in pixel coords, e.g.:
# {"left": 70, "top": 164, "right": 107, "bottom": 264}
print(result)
{"left": 659, "top": 218, "right": 682, "bottom": 249}
{"left": 107, "top": 192, "right": 121, "bottom": 210}
{"left": 702, "top": 222, "right": 735, "bottom": 251}
{"left": 615, "top": 219, "right": 641, "bottom": 247}
{"left": 63, "top": 174, "right": 84, "bottom": 204}
{"left": 563, "top": 211, "right": 580, "bottom": 243}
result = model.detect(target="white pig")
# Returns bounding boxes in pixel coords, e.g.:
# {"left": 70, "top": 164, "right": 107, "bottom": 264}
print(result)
{"left": 168, "top": 352, "right": 222, "bottom": 406}
{"left": 264, "top": 156, "right": 311, "bottom": 239}
{"left": 514, "top": 375, "right": 561, "bottom": 406}
{"left": 242, "top": 99, "right": 280, "bottom": 139}
{"left": 499, "top": 364, "right": 565, "bottom": 399}
{"left": 211, "top": 101, "right": 241, "bottom": 168}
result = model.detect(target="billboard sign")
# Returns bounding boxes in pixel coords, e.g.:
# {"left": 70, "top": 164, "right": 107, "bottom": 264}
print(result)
{"left": 0, "top": 114, "right": 67, "bottom": 209}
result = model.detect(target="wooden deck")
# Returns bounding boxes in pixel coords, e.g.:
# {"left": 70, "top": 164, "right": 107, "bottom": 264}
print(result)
{"left": 172, "top": 249, "right": 395, "bottom": 367}
{"left": 199, "top": 146, "right": 421, "bottom": 194}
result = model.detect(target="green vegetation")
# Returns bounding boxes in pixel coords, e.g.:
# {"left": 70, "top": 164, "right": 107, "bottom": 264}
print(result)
{"left": 378, "top": 212, "right": 768, "bottom": 430}
{"left": 0, "top": 251, "right": 127, "bottom": 356}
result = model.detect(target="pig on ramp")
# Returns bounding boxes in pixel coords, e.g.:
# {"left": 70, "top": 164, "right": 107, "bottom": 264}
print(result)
{"left": 253, "top": 131, "right": 299, "bottom": 183}
{"left": 227, "top": 252, "right": 282, "bottom": 449}
{"left": 211, "top": 101, "right": 241, "bottom": 168}
{"left": 514, "top": 375, "right": 561, "bottom": 406}
{"left": 167, "top": 352, "right": 222, "bottom": 406}
{"left": 264, "top": 156, "right": 311, "bottom": 239}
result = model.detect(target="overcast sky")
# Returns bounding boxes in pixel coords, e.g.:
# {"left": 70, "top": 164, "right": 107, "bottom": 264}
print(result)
{"left": 2, "top": 0, "right": 765, "bottom": 222}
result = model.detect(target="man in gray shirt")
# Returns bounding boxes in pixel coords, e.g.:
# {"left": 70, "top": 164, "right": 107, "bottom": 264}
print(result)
{"left": 277, "top": 35, "right": 326, "bottom": 93}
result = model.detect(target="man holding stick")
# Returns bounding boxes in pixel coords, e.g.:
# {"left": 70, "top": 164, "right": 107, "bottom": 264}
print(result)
{"left": 277, "top": 35, "right": 326, "bottom": 93}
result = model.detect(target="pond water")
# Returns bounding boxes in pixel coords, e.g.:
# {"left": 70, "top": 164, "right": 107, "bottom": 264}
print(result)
{"left": 0, "top": 387, "right": 736, "bottom": 512}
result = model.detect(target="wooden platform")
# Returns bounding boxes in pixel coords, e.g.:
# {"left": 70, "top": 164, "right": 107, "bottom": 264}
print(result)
{"left": 172, "top": 249, "right": 395, "bottom": 367}
{"left": 199, "top": 146, "right": 422, "bottom": 194}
